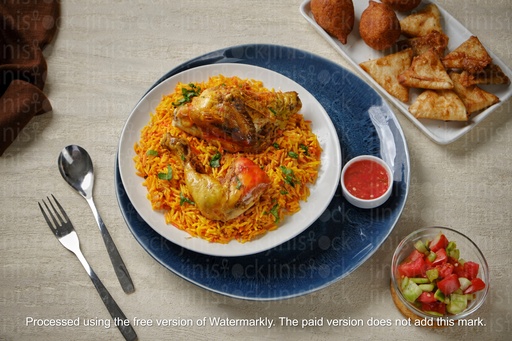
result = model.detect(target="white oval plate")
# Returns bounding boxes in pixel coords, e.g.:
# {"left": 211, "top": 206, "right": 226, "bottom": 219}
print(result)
{"left": 118, "top": 63, "right": 342, "bottom": 257}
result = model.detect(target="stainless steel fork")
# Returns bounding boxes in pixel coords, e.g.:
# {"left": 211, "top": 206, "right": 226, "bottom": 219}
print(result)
{"left": 39, "top": 195, "right": 137, "bottom": 341}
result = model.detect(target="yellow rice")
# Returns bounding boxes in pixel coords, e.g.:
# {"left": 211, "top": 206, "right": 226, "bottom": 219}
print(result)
{"left": 134, "top": 75, "right": 322, "bottom": 243}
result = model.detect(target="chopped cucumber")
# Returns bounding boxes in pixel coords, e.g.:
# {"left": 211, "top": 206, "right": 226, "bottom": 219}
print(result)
{"left": 402, "top": 280, "right": 423, "bottom": 303}
{"left": 458, "top": 277, "right": 471, "bottom": 291}
{"left": 401, "top": 277, "right": 410, "bottom": 291}
{"left": 410, "top": 277, "right": 430, "bottom": 284}
{"left": 447, "top": 294, "right": 468, "bottom": 314}
{"left": 446, "top": 241, "right": 457, "bottom": 253}
{"left": 419, "top": 283, "right": 435, "bottom": 292}
{"left": 448, "top": 248, "right": 460, "bottom": 260}
{"left": 414, "top": 240, "right": 429, "bottom": 254}
{"left": 434, "top": 289, "right": 445, "bottom": 302}
{"left": 426, "top": 268, "right": 439, "bottom": 282}
{"left": 453, "top": 288, "right": 464, "bottom": 295}
{"left": 427, "top": 251, "right": 437, "bottom": 263}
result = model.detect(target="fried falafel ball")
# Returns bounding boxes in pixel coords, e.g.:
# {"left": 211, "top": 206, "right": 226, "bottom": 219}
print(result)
{"left": 359, "top": 1, "right": 401, "bottom": 51}
{"left": 311, "top": 0, "right": 355, "bottom": 44}
{"left": 382, "top": 0, "right": 422, "bottom": 12}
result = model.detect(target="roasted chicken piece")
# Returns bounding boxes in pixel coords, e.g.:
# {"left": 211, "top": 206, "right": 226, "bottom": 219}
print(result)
{"left": 161, "top": 134, "right": 270, "bottom": 221}
{"left": 172, "top": 84, "right": 301, "bottom": 153}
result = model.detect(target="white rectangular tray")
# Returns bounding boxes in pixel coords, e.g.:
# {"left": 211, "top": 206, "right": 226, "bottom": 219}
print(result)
{"left": 300, "top": 0, "right": 512, "bottom": 144}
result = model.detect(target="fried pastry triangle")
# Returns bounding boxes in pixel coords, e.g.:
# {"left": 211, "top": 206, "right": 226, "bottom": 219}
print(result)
{"left": 459, "top": 64, "right": 510, "bottom": 86}
{"left": 397, "top": 31, "right": 449, "bottom": 57}
{"left": 400, "top": 4, "right": 443, "bottom": 37}
{"left": 442, "top": 36, "right": 492, "bottom": 73}
{"left": 409, "top": 89, "right": 468, "bottom": 121}
{"left": 398, "top": 49, "right": 453, "bottom": 89}
{"left": 360, "top": 49, "right": 413, "bottom": 102}
{"left": 450, "top": 72, "right": 500, "bottom": 113}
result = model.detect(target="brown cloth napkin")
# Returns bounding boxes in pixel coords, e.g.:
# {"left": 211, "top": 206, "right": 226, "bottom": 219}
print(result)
{"left": 0, "top": 0, "right": 60, "bottom": 156}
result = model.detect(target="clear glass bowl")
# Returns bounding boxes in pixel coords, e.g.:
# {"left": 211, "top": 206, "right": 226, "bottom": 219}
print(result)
{"left": 391, "top": 226, "right": 489, "bottom": 321}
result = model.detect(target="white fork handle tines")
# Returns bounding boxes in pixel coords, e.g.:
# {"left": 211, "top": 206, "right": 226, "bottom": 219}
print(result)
{"left": 73, "top": 248, "right": 138, "bottom": 341}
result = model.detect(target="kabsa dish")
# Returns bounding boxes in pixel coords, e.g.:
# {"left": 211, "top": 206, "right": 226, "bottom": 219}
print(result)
{"left": 134, "top": 75, "right": 322, "bottom": 244}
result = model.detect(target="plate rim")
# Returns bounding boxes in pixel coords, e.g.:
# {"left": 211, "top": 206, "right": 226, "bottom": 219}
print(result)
{"left": 117, "top": 62, "right": 343, "bottom": 257}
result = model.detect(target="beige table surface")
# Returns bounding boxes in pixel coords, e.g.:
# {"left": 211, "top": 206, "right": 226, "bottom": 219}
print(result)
{"left": 1, "top": 1, "right": 511, "bottom": 340}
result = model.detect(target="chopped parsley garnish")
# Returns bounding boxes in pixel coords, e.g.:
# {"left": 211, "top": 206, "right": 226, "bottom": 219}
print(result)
{"left": 280, "top": 166, "right": 297, "bottom": 187}
{"left": 210, "top": 152, "right": 222, "bottom": 168}
{"left": 235, "top": 176, "right": 243, "bottom": 190}
{"left": 269, "top": 204, "right": 280, "bottom": 223}
{"left": 173, "top": 83, "right": 201, "bottom": 106}
{"left": 179, "top": 192, "right": 195, "bottom": 206}
{"left": 299, "top": 144, "right": 309, "bottom": 155}
{"left": 272, "top": 142, "right": 280, "bottom": 149}
{"left": 288, "top": 151, "right": 299, "bottom": 159}
{"left": 146, "top": 149, "right": 158, "bottom": 156}
{"left": 157, "top": 165, "right": 173, "bottom": 180}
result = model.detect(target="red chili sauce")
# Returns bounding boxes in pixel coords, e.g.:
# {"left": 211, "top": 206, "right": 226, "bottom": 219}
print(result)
{"left": 344, "top": 160, "right": 389, "bottom": 200}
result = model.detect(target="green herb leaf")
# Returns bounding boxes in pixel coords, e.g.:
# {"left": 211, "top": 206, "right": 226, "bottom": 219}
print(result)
{"left": 280, "top": 166, "right": 296, "bottom": 187}
{"left": 280, "top": 166, "right": 293, "bottom": 176}
{"left": 179, "top": 192, "right": 195, "bottom": 206}
{"left": 158, "top": 165, "right": 173, "bottom": 180}
{"left": 146, "top": 149, "right": 158, "bottom": 156}
{"left": 270, "top": 204, "right": 280, "bottom": 223}
{"left": 288, "top": 151, "right": 299, "bottom": 159}
{"left": 173, "top": 83, "right": 201, "bottom": 106}
{"left": 235, "top": 176, "right": 243, "bottom": 190}
{"left": 210, "top": 152, "right": 222, "bottom": 168}
{"left": 272, "top": 143, "right": 280, "bottom": 149}
{"left": 299, "top": 144, "right": 309, "bottom": 155}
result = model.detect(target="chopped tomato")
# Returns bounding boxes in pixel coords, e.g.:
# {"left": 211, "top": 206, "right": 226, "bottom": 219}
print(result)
{"left": 453, "top": 262, "right": 467, "bottom": 278}
{"left": 398, "top": 256, "right": 426, "bottom": 278}
{"left": 431, "top": 248, "right": 448, "bottom": 266}
{"left": 437, "top": 274, "right": 461, "bottom": 295}
{"left": 463, "top": 261, "right": 480, "bottom": 280}
{"left": 417, "top": 291, "right": 437, "bottom": 304}
{"left": 429, "top": 233, "right": 449, "bottom": 252}
{"left": 436, "top": 262, "right": 454, "bottom": 279}
{"left": 407, "top": 249, "right": 426, "bottom": 262}
{"left": 421, "top": 301, "right": 447, "bottom": 315}
{"left": 464, "top": 278, "right": 486, "bottom": 294}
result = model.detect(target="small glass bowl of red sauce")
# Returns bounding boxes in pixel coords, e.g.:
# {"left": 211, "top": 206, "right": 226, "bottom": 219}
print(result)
{"left": 340, "top": 155, "right": 393, "bottom": 209}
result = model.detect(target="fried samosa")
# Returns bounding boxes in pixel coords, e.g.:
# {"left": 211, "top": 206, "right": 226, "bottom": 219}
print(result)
{"left": 409, "top": 89, "right": 468, "bottom": 121}
{"left": 442, "top": 36, "right": 492, "bottom": 73}
{"left": 398, "top": 49, "right": 453, "bottom": 90}
{"left": 360, "top": 49, "right": 413, "bottom": 102}
{"left": 450, "top": 72, "right": 500, "bottom": 113}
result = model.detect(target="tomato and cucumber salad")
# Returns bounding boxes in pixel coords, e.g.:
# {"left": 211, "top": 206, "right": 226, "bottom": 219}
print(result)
{"left": 397, "top": 232, "right": 486, "bottom": 316}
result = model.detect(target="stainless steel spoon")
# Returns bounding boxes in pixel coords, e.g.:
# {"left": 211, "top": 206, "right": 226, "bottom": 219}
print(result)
{"left": 58, "top": 145, "right": 135, "bottom": 294}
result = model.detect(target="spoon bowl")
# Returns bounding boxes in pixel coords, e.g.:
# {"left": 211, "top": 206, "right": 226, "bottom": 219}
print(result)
{"left": 58, "top": 145, "right": 94, "bottom": 199}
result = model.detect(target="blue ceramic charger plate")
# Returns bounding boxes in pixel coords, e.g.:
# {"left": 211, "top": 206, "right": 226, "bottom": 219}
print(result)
{"left": 115, "top": 44, "right": 410, "bottom": 300}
